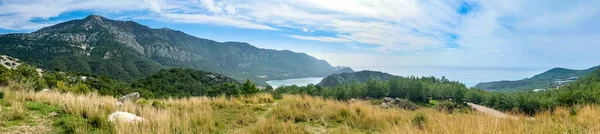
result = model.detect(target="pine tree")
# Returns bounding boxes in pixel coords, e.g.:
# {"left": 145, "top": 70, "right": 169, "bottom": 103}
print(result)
{"left": 242, "top": 79, "right": 259, "bottom": 95}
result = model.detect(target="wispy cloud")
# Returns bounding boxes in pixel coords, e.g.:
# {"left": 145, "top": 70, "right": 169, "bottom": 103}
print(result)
{"left": 1, "top": 0, "right": 600, "bottom": 69}
{"left": 286, "top": 35, "right": 351, "bottom": 43}
{"left": 160, "top": 13, "right": 278, "bottom": 31}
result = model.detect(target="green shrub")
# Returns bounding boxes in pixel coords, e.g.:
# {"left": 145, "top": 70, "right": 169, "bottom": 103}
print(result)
{"left": 411, "top": 113, "right": 427, "bottom": 129}
{"left": 394, "top": 98, "right": 419, "bottom": 110}
{"left": 137, "top": 98, "right": 150, "bottom": 106}
{"left": 58, "top": 83, "right": 91, "bottom": 94}
{"left": 569, "top": 106, "right": 578, "bottom": 116}
{"left": 152, "top": 101, "right": 166, "bottom": 109}
{"left": 436, "top": 101, "right": 457, "bottom": 113}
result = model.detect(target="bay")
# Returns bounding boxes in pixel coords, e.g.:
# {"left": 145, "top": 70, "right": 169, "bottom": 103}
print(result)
{"left": 266, "top": 77, "right": 324, "bottom": 88}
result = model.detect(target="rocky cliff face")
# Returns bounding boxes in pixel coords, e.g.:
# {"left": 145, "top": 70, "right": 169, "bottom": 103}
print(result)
{"left": 0, "top": 15, "right": 344, "bottom": 83}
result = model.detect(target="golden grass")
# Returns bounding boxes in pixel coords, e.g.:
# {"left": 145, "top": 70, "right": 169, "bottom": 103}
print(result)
{"left": 2, "top": 86, "right": 600, "bottom": 134}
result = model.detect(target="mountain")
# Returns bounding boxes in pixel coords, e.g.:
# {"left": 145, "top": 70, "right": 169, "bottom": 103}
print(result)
{"left": 559, "top": 68, "right": 600, "bottom": 91}
{"left": 317, "top": 70, "right": 399, "bottom": 87}
{"left": 332, "top": 67, "right": 354, "bottom": 74}
{"left": 474, "top": 65, "right": 600, "bottom": 91}
{"left": 0, "top": 15, "right": 341, "bottom": 83}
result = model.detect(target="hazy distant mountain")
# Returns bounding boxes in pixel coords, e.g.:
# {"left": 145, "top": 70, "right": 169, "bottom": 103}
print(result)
{"left": 317, "top": 70, "right": 399, "bottom": 87}
{"left": 474, "top": 65, "right": 600, "bottom": 91}
{"left": 0, "top": 15, "right": 342, "bottom": 83}
{"left": 332, "top": 67, "right": 354, "bottom": 74}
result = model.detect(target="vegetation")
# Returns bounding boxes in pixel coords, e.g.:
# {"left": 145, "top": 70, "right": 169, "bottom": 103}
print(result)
{"left": 317, "top": 70, "right": 399, "bottom": 87}
{"left": 3, "top": 86, "right": 600, "bottom": 133}
{"left": 276, "top": 68, "right": 600, "bottom": 116}
{"left": 277, "top": 76, "right": 465, "bottom": 104}
{"left": 3, "top": 53, "right": 600, "bottom": 133}
{"left": 131, "top": 68, "right": 241, "bottom": 98}
{"left": 475, "top": 66, "right": 599, "bottom": 91}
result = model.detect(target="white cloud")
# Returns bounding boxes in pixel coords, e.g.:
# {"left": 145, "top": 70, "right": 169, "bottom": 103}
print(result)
{"left": 286, "top": 35, "right": 351, "bottom": 43}
{"left": 160, "top": 13, "right": 278, "bottom": 31}
{"left": 1, "top": 0, "right": 600, "bottom": 71}
{"left": 200, "top": 0, "right": 223, "bottom": 14}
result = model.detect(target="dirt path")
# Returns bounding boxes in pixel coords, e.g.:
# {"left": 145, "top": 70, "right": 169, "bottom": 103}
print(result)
{"left": 466, "top": 102, "right": 518, "bottom": 119}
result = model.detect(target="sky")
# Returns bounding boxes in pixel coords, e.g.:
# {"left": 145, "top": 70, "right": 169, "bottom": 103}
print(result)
{"left": 1, "top": 0, "right": 600, "bottom": 86}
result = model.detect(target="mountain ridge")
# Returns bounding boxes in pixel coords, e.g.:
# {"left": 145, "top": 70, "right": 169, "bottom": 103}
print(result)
{"left": 0, "top": 15, "right": 344, "bottom": 83}
{"left": 474, "top": 65, "right": 600, "bottom": 91}
{"left": 317, "top": 70, "right": 399, "bottom": 87}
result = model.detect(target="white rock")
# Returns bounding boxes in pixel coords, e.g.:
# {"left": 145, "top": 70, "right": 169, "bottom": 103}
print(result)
{"left": 108, "top": 111, "right": 145, "bottom": 123}
{"left": 114, "top": 102, "right": 123, "bottom": 106}
{"left": 40, "top": 88, "right": 51, "bottom": 93}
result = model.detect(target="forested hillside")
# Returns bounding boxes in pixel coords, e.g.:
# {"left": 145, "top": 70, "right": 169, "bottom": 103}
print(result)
{"left": 317, "top": 70, "right": 399, "bottom": 87}
{"left": 131, "top": 68, "right": 242, "bottom": 98}
{"left": 0, "top": 15, "right": 342, "bottom": 83}
{"left": 475, "top": 66, "right": 600, "bottom": 91}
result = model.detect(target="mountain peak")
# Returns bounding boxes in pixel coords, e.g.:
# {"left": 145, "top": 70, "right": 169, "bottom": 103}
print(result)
{"left": 82, "top": 14, "right": 109, "bottom": 25}
{"left": 84, "top": 14, "right": 107, "bottom": 21}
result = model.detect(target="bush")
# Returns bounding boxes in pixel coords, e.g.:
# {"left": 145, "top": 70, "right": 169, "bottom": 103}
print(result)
{"left": 569, "top": 106, "right": 578, "bottom": 116}
{"left": 152, "top": 101, "right": 166, "bottom": 109}
{"left": 0, "top": 91, "right": 4, "bottom": 99}
{"left": 136, "top": 98, "right": 150, "bottom": 106}
{"left": 58, "top": 83, "right": 91, "bottom": 94}
{"left": 411, "top": 113, "right": 427, "bottom": 129}
{"left": 393, "top": 98, "right": 419, "bottom": 110}
{"left": 436, "top": 101, "right": 457, "bottom": 113}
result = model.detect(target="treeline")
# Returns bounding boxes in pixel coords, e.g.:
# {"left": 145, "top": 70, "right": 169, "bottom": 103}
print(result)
{"left": 273, "top": 70, "right": 600, "bottom": 116}
{"left": 466, "top": 69, "right": 600, "bottom": 115}
{"left": 131, "top": 68, "right": 260, "bottom": 98}
{"left": 274, "top": 76, "right": 467, "bottom": 104}
{"left": 1, "top": 65, "right": 263, "bottom": 99}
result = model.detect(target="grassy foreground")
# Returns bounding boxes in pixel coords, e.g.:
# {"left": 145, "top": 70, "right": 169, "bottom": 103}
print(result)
{"left": 1, "top": 85, "right": 600, "bottom": 133}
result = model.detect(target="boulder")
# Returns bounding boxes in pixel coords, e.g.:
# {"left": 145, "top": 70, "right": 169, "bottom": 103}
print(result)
{"left": 108, "top": 111, "right": 145, "bottom": 123}
{"left": 380, "top": 103, "right": 389, "bottom": 108}
{"left": 118, "top": 92, "right": 140, "bottom": 103}
{"left": 40, "top": 88, "right": 51, "bottom": 93}
{"left": 383, "top": 97, "right": 393, "bottom": 103}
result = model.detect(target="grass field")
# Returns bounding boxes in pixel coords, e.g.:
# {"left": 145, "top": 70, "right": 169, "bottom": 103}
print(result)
{"left": 1, "top": 84, "right": 600, "bottom": 134}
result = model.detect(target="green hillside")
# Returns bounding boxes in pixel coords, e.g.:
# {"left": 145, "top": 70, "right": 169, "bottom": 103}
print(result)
{"left": 317, "top": 70, "right": 399, "bottom": 87}
{"left": 474, "top": 66, "right": 600, "bottom": 91}
{"left": 0, "top": 15, "right": 342, "bottom": 83}
{"left": 131, "top": 68, "right": 240, "bottom": 98}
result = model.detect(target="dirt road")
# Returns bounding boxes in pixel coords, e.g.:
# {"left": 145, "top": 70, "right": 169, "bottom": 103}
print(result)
{"left": 466, "top": 102, "right": 518, "bottom": 119}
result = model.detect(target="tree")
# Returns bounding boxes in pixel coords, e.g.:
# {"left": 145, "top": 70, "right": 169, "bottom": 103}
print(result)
{"left": 242, "top": 79, "right": 259, "bottom": 95}
{"left": 405, "top": 80, "right": 427, "bottom": 103}
{"left": 365, "top": 79, "right": 388, "bottom": 98}
{"left": 264, "top": 84, "right": 274, "bottom": 92}
{"left": 388, "top": 78, "right": 405, "bottom": 98}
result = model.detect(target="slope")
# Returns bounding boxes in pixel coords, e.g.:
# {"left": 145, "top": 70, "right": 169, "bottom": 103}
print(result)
{"left": 317, "top": 70, "right": 399, "bottom": 87}
{"left": 0, "top": 15, "right": 340, "bottom": 83}
{"left": 475, "top": 65, "right": 600, "bottom": 91}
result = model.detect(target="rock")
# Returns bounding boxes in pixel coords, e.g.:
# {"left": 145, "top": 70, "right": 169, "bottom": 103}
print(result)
{"left": 49, "top": 112, "right": 58, "bottom": 117}
{"left": 380, "top": 103, "right": 389, "bottom": 108}
{"left": 40, "top": 88, "right": 51, "bottom": 93}
{"left": 118, "top": 92, "right": 140, "bottom": 103}
{"left": 108, "top": 111, "right": 145, "bottom": 123}
{"left": 383, "top": 97, "right": 393, "bottom": 103}
{"left": 114, "top": 102, "right": 123, "bottom": 106}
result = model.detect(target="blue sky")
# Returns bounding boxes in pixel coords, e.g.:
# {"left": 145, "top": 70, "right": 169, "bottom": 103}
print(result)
{"left": 1, "top": 0, "right": 600, "bottom": 86}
